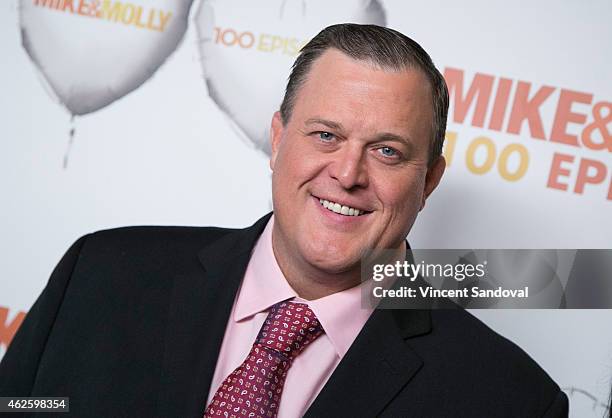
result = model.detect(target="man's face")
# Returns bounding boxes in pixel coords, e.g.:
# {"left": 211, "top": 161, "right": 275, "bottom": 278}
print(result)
{"left": 270, "top": 49, "right": 445, "bottom": 277}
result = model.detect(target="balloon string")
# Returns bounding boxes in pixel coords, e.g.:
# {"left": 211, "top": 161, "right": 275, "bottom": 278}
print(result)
{"left": 63, "top": 115, "right": 76, "bottom": 170}
{"left": 279, "top": 0, "right": 286, "bottom": 18}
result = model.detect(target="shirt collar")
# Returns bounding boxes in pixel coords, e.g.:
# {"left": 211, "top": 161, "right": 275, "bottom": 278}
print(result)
{"left": 234, "top": 215, "right": 374, "bottom": 358}
{"left": 234, "top": 215, "right": 296, "bottom": 321}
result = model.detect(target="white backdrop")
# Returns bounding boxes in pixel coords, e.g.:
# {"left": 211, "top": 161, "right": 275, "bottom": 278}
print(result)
{"left": 1, "top": 1, "right": 611, "bottom": 416}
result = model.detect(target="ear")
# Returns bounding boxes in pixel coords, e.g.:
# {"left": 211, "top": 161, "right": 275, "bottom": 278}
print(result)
{"left": 420, "top": 155, "right": 446, "bottom": 211}
{"left": 269, "top": 111, "right": 284, "bottom": 171}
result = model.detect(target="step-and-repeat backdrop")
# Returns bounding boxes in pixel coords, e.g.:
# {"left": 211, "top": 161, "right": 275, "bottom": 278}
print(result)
{"left": 1, "top": 1, "right": 610, "bottom": 415}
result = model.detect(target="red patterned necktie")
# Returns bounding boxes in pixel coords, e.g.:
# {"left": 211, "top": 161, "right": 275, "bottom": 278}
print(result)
{"left": 204, "top": 301, "right": 324, "bottom": 418}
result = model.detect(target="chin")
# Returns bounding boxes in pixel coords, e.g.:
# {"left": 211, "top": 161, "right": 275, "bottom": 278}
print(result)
{"left": 303, "top": 242, "right": 362, "bottom": 274}
{"left": 310, "top": 259, "right": 360, "bottom": 275}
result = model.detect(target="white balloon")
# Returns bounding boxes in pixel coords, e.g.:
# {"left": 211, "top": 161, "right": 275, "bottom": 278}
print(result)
{"left": 195, "top": 0, "right": 386, "bottom": 155}
{"left": 20, "top": 0, "right": 194, "bottom": 115}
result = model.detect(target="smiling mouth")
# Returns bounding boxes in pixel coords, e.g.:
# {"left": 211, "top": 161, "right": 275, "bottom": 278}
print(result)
{"left": 318, "top": 198, "right": 370, "bottom": 217}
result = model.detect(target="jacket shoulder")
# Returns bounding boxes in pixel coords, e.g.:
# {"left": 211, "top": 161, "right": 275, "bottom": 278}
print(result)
{"left": 429, "top": 308, "right": 557, "bottom": 382}
{"left": 79, "top": 224, "right": 236, "bottom": 258}
{"left": 60, "top": 224, "right": 243, "bottom": 281}
{"left": 408, "top": 308, "right": 566, "bottom": 415}
{"left": 90, "top": 224, "right": 235, "bottom": 245}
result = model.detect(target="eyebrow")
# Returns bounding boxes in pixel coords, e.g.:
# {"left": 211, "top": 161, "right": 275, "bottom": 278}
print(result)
{"left": 305, "top": 118, "right": 344, "bottom": 132}
{"left": 304, "top": 118, "right": 414, "bottom": 150}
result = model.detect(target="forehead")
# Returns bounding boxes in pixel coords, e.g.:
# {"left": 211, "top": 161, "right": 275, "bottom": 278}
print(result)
{"left": 292, "top": 49, "right": 433, "bottom": 139}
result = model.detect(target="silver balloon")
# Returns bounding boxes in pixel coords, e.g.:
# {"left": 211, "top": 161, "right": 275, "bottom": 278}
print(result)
{"left": 195, "top": 0, "right": 386, "bottom": 155}
{"left": 20, "top": 0, "right": 194, "bottom": 115}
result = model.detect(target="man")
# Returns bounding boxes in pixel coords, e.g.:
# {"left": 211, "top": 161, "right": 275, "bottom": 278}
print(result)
{"left": 0, "top": 24, "right": 567, "bottom": 417}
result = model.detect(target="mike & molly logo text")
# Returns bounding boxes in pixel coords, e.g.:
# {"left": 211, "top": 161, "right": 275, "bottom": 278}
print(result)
{"left": 443, "top": 68, "right": 611, "bottom": 202}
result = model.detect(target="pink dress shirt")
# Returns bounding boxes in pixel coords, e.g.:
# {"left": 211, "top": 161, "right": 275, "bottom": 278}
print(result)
{"left": 205, "top": 216, "right": 375, "bottom": 418}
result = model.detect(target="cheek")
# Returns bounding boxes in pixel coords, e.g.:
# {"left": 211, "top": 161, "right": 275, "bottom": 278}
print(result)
{"left": 380, "top": 174, "right": 426, "bottom": 211}
{"left": 374, "top": 172, "right": 427, "bottom": 240}
{"left": 277, "top": 140, "right": 326, "bottom": 181}
{"left": 272, "top": 143, "right": 320, "bottom": 209}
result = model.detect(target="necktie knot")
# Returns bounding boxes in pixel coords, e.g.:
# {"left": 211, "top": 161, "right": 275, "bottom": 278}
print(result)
{"left": 204, "top": 300, "right": 324, "bottom": 418}
{"left": 256, "top": 301, "right": 323, "bottom": 360}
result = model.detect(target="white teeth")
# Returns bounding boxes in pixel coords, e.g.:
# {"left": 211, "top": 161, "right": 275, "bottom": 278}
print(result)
{"left": 318, "top": 198, "right": 364, "bottom": 216}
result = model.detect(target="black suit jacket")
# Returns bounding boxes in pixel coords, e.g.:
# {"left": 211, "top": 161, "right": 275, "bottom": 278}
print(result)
{"left": 0, "top": 213, "right": 568, "bottom": 417}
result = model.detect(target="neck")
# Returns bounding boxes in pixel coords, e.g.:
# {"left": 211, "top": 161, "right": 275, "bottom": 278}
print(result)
{"left": 271, "top": 228, "right": 407, "bottom": 300}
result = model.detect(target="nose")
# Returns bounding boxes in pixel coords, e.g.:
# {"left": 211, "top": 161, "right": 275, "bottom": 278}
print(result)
{"left": 329, "top": 144, "right": 369, "bottom": 190}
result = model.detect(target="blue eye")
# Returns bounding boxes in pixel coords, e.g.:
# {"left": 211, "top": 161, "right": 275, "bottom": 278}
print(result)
{"left": 379, "top": 147, "right": 397, "bottom": 157}
{"left": 318, "top": 132, "right": 334, "bottom": 141}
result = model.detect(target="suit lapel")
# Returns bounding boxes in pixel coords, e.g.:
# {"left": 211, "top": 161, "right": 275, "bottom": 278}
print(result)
{"left": 158, "top": 214, "right": 272, "bottom": 418}
{"left": 303, "top": 309, "right": 431, "bottom": 418}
